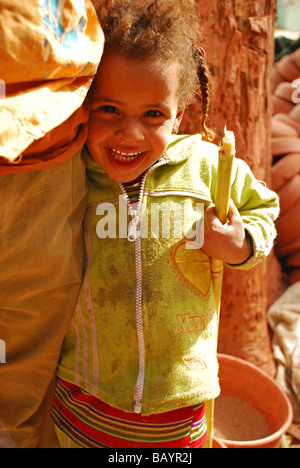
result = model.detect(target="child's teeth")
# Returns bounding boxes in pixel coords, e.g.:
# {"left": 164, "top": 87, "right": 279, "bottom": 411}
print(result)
{"left": 111, "top": 149, "right": 142, "bottom": 162}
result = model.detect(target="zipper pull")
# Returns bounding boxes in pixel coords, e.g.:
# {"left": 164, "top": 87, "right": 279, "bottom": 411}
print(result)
{"left": 134, "top": 400, "right": 142, "bottom": 414}
{"left": 128, "top": 206, "right": 140, "bottom": 242}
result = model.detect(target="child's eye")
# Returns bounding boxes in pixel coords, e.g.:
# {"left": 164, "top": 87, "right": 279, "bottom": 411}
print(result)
{"left": 100, "top": 105, "right": 118, "bottom": 114}
{"left": 145, "top": 110, "right": 163, "bottom": 118}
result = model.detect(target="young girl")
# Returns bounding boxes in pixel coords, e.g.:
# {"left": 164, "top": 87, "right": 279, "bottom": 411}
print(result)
{"left": 52, "top": 0, "right": 279, "bottom": 448}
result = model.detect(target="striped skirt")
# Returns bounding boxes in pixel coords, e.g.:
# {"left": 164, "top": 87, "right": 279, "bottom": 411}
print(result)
{"left": 52, "top": 378, "right": 207, "bottom": 448}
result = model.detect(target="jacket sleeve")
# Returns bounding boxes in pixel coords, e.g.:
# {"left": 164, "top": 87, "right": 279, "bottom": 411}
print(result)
{"left": 226, "top": 158, "right": 280, "bottom": 271}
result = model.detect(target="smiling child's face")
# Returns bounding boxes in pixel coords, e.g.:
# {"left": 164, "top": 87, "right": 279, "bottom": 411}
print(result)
{"left": 86, "top": 52, "right": 184, "bottom": 183}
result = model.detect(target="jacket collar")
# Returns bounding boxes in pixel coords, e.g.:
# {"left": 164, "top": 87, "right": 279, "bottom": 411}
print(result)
{"left": 163, "top": 134, "right": 198, "bottom": 165}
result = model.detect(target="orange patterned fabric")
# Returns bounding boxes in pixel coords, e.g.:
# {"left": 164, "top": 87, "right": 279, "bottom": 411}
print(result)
{"left": 0, "top": 0, "right": 103, "bottom": 173}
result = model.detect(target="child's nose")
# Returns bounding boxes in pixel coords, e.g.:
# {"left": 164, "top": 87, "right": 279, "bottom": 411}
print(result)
{"left": 115, "top": 118, "right": 145, "bottom": 144}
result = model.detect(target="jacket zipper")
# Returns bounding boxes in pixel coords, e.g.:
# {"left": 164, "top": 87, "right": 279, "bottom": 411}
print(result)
{"left": 119, "top": 157, "right": 168, "bottom": 413}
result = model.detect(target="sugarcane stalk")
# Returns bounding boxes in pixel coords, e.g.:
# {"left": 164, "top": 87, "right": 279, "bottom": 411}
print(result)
{"left": 215, "top": 129, "right": 236, "bottom": 224}
{"left": 204, "top": 127, "right": 236, "bottom": 448}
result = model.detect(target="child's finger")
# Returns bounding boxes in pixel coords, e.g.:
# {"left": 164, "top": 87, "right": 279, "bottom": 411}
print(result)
{"left": 227, "top": 200, "right": 243, "bottom": 226}
{"left": 204, "top": 204, "right": 221, "bottom": 228}
{"left": 204, "top": 204, "right": 216, "bottom": 219}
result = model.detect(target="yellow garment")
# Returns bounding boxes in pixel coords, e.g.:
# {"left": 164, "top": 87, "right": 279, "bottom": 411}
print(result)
{"left": 0, "top": 151, "right": 87, "bottom": 448}
{"left": 0, "top": 1, "right": 103, "bottom": 446}
{"left": 0, "top": 0, "right": 104, "bottom": 171}
{"left": 57, "top": 137, "right": 279, "bottom": 416}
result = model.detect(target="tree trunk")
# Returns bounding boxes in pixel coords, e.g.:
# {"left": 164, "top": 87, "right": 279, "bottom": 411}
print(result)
{"left": 181, "top": 0, "right": 286, "bottom": 375}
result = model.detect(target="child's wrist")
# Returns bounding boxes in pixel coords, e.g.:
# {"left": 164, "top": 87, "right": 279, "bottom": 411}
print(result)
{"left": 231, "top": 230, "right": 253, "bottom": 265}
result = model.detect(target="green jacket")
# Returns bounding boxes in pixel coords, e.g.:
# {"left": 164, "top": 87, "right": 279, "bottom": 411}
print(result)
{"left": 57, "top": 134, "right": 279, "bottom": 415}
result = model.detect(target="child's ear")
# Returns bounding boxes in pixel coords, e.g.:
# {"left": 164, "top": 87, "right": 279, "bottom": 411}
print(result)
{"left": 172, "top": 109, "right": 185, "bottom": 135}
{"left": 175, "top": 108, "right": 185, "bottom": 128}
{"left": 172, "top": 108, "right": 185, "bottom": 135}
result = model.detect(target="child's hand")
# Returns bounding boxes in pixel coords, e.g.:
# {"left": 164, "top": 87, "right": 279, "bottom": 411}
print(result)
{"left": 202, "top": 200, "right": 253, "bottom": 264}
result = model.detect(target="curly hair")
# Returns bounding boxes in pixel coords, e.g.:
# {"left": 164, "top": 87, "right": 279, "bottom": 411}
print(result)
{"left": 92, "top": 0, "right": 214, "bottom": 141}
